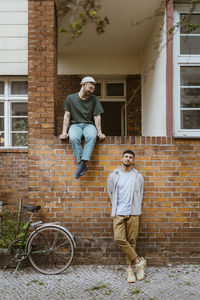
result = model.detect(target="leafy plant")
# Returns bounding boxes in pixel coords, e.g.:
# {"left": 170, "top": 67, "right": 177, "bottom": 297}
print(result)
{"left": 57, "top": 0, "right": 109, "bottom": 39}
{"left": 12, "top": 119, "right": 28, "bottom": 147}
{"left": 169, "top": 0, "right": 200, "bottom": 34}
{"left": 0, "top": 208, "right": 28, "bottom": 248}
{"left": 14, "top": 133, "right": 28, "bottom": 147}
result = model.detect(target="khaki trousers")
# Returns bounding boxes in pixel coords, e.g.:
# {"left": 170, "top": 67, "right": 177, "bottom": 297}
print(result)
{"left": 113, "top": 215, "right": 139, "bottom": 265}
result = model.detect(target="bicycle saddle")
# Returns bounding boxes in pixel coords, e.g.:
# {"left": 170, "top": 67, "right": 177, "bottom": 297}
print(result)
{"left": 23, "top": 205, "right": 41, "bottom": 212}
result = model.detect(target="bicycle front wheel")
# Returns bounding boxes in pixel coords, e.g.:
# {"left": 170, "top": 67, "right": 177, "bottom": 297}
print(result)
{"left": 27, "top": 225, "right": 75, "bottom": 275}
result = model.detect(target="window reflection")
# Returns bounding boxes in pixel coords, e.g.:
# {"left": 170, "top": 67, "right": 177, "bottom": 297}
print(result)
{"left": 181, "top": 66, "right": 200, "bottom": 86}
{"left": 11, "top": 103, "right": 28, "bottom": 116}
{"left": 0, "top": 82, "right": 4, "bottom": 95}
{"left": 180, "top": 36, "right": 200, "bottom": 55}
{"left": 181, "top": 110, "right": 200, "bottom": 129}
{"left": 11, "top": 81, "right": 28, "bottom": 95}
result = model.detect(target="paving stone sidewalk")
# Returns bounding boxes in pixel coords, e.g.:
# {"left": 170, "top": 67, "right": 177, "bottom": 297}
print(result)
{"left": 0, "top": 264, "right": 200, "bottom": 300}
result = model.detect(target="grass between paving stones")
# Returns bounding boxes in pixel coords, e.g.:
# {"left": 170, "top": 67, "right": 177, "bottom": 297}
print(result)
{"left": 26, "top": 279, "right": 45, "bottom": 286}
{"left": 129, "top": 288, "right": 157, "bottom": 300}
{"left": 130, "top": 288, "right": 140, "bottom": 295}
{"left": 84, "top": 284, "right": 113, "bottom": 296}
{"left": 85, "top": 284, "right": 108, "bottom": 292}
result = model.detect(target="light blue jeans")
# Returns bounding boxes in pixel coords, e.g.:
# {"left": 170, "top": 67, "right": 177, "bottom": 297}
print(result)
{"left": 68, "top": 123, "right": 97, "bottom": 162}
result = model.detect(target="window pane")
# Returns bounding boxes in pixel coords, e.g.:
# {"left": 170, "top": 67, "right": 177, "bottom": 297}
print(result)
{"left": 0, "top": 133, "right": 4, "bottom": 146}
{"left": 12, "top": 133, "right": 28, "bottom": 147}
{"left": 0, "top": 81, "right": 4, "bottom": 94}
{"left": 11, "top": 81, "right": 28, "bottom": 95}
{"left": 181, "top": 88, "right": 200, "bottom": 108}
{"left": 0, "top": 118, "right": 4, "bottom": 131}
{"left": 12, "top": 118, "right": 28, "bottom": 131}
{"left": 181, "top": 66, "right": 200, "bottom": 86}
{"left": 181, "top": 110, "right": 200, "bottom": 129}
{"left": 11, "top": 103, "right": 28, "bottom": 116}
{"left": 180, "top": 14, "right": 200, "bottom": 34}
{"left": 180, "top": 36, "right": 200, "bottom": 54}
{"left": 94, "top": 83, "right": 101, "bottom": 97}
{"left": 106, "top": 83, "right": 124, "bottom": 96}
{"left": 0, "top": 103, "right": 4, "bottom": 116}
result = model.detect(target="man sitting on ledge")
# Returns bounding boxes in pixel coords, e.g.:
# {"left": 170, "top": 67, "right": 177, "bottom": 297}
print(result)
{"left": 60, "top": 76, "right": 105, "bottom": 179}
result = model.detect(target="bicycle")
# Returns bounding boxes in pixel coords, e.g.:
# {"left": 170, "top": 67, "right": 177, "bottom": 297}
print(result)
{"left": 0, "top": 202, "right": 76, "bottom": 275}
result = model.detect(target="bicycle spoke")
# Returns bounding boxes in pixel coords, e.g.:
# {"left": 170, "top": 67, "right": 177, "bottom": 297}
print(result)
{"left": 36, "top": 231, "right": 51, "bottom": 248}
{"left": 53, "top": 251, "right": 70, "bottom": 262}
{"left": 51, "top": 230, "right": 59, "bottom": 249}
{"left": 53, "top": 239, "right": 71, "bottom": 251}
{"left": 27, "top": 226, "right": 74, "bottom": 275}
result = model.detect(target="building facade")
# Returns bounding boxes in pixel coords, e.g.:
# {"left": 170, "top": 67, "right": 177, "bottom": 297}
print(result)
{"left": 0, "top": 0, "right": 200, "bottom": 264}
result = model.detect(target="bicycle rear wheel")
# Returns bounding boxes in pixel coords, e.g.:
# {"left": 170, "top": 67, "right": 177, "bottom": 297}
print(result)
{"left": 27, "top": 225, "right": 75, "bottom": 275}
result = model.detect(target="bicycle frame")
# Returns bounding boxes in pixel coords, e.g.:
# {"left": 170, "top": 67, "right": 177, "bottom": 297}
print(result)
{"left": 0, "top": 203, "right": 76, "bottom": 274}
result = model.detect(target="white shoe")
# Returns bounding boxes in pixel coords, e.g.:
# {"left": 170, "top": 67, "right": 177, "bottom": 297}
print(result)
{"left": 136, "top": 257, "right": 146, "bottom": 281}
{"left": 126, "top": 266, "right": 136, "bottom": 283}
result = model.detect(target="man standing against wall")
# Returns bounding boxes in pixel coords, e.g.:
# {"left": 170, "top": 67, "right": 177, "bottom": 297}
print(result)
{"left": 107, "top": 150, "right": 146, "bottom": 283}
{"left": 60, "top": 76, "right": 105, "bottom": 179}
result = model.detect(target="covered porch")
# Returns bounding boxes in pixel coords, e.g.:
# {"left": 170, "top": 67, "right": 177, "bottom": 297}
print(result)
{"left": 55, "top": 0, "right": 167, "bottom": 138}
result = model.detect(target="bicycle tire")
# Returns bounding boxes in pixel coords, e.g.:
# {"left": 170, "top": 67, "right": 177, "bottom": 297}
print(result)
{"left": 26, "top": 225, "right": 75, "bottom": 275}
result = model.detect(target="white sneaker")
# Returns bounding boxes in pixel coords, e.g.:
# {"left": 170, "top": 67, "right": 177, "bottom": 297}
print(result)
{"left": 126, "top": 266, "right": 136, "bottom": 283}
{"left": 136, "top": 257, "right": 146, "bottom": 281}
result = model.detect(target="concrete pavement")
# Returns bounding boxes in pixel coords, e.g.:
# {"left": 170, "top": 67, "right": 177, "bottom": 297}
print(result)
{"left": 0, "top": 264, "right": 200, "bottom": 300}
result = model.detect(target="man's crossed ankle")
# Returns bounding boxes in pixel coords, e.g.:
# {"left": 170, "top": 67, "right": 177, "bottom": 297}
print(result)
{"left": 75, "top": 160, "right": 88, "bottom": 179}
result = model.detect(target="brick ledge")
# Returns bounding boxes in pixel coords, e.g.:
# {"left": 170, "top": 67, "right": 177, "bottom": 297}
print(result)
{"left": 0, "top": 148, "right": 28, "bottom": 153}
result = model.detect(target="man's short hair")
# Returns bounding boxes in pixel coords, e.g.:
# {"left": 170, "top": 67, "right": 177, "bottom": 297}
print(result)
{"left": 123, "top": 150, "right": 135, "bottom": 157}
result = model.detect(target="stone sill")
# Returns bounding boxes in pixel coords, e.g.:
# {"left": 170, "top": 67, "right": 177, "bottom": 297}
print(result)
{"left": 0, "top": 148, "right": 28, "bottom": 154}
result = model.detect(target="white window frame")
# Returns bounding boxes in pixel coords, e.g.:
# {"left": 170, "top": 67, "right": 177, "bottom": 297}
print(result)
{"left": 173, "top": 4, "right": 200, "bottom": 137}
{"left": 95, "top": 78, "right": 127, "bottom": 135}
{"left": 0, "top": 77, "right": 28, "bottom": 148}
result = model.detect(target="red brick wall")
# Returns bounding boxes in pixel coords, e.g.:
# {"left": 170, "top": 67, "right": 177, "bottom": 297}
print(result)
{"left": 28, "top": 0, "right": 57, "bottom": 140}
{"left": 0, "top": 150, "right": 28, "bottom": 206}
{"left": 26, "top": 0, "right": 200, "bottom": 265}
{"left": 27, "top": 136, "right": 200, "bottom": 265}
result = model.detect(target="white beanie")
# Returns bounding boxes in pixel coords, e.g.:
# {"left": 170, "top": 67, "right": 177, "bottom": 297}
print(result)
{"left": 80, "top": 76, "right": 96, "bottom": 85}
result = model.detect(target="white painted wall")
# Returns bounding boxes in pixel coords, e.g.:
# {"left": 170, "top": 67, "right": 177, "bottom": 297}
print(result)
{"left": 142, "top": 14, "right": 167, "bottom": 136}
{"left": 0, "top": 0, "right": 28, "bottom": 75}
{"left": 58, "top": 53, "right": 140, "bottom": 75}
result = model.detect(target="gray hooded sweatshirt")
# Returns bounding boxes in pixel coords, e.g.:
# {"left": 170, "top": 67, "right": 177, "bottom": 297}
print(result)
{"left": 107, "top": 167, "right": 144, "bottom": 217}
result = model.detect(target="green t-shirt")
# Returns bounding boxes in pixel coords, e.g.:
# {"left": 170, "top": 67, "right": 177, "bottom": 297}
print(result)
{"left": 63, "top": 93, "right": 104, "bottom": 124}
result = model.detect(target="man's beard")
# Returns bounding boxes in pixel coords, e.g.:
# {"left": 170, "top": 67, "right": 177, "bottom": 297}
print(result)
{"left": 83, "top": 91, "right": 90, "bottom": 98}
{"left": 123, "top": 162, "right": 131, "bottom": 167}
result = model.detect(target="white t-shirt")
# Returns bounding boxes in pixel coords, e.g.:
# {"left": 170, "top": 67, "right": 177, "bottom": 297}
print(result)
{"left": 116, "top": 169, "right": 134, "bottom": 215}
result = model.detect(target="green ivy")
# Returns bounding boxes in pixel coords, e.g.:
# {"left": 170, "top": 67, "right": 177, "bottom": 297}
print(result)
{"left": 0, "top": 210, "right": 28, "bottom": 248}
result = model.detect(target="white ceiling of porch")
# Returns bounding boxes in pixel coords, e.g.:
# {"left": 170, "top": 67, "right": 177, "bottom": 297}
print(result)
{"left": 57, "top": 0, "right": 164, "bottom": 55}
